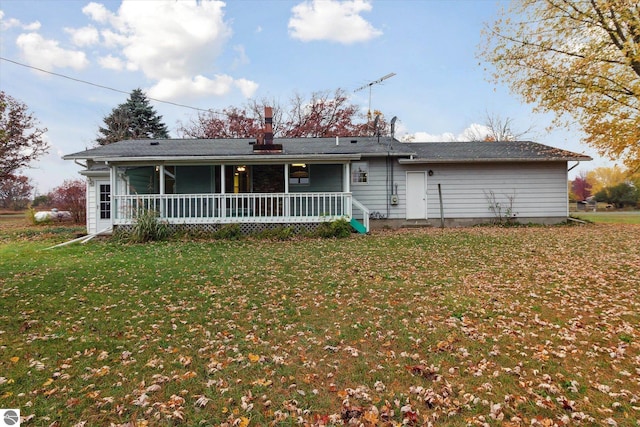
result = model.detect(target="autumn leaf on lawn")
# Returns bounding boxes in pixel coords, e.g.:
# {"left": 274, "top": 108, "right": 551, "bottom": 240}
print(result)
{"left": 194, "top": 395, "right": 210, "bottom": 408}
{"left": 251, "top": 378, "right": 273, "bottom": 387}
{"left": 436, "top": 334, "right": 457, "bottom": 352}
{"left": 248, "top": 353, "right": 260, "bottom": 363}
{"left": 238, "top": 416, "right": 250, "bottom": 427}
{"left": 405, "top": 364, "right": 440, "bottom": 381}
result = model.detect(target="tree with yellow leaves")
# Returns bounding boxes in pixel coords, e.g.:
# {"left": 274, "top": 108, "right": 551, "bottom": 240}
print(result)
{"left": 586, "top": 165, "right": 628, "bottom": 194}
{"left": 480, "top": 1, "right": 640, "bottom": 171}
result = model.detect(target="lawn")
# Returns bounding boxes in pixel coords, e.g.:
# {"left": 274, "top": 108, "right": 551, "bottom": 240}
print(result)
{"left": 0, "top": 221, "right": 639, "bottom": 426}
{"left": 571, "top": 211, "right": 640, "bottom": 224}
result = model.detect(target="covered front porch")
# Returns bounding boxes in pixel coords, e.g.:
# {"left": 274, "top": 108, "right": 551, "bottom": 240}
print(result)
{"left": 108, "top": 162, "right": 369, "bottom": 232}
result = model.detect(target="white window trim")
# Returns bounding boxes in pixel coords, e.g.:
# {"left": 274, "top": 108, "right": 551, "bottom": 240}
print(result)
{"left": 351, "top": 161, "right": 369, "bottom": 185}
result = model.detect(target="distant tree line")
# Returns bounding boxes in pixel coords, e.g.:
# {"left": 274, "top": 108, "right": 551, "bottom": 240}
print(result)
{"left": 569, "top": 166, "right": 640, "bottom": 209}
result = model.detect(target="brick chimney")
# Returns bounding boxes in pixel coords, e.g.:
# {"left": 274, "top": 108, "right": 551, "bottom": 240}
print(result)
{"left": 254, "top": 106, "right": 283, "bottom": 153}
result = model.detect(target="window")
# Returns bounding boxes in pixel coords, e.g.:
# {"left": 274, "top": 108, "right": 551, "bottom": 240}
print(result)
{"left": 289, "top": 164, "right": 310, "bottom": 185}
{"left": 99, "top": 184, "right": 111, "bottom": 219}
{"left": 351, "top": 162, "right": 368, "bottom": 184}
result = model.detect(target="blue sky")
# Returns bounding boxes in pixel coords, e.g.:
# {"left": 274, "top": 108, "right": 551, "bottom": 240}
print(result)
{"left": 1, "top": 0, "right": 610, "bottom": 194}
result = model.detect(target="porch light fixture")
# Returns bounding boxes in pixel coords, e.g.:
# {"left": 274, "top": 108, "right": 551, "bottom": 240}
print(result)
{"left": 292, "top": 163, "right": 306, "bottom": 167}
{"left": 236, "top": 166, "right": 246, "bottom": 172}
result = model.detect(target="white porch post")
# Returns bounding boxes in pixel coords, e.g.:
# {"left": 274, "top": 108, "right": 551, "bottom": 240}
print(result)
{"left": 110, "top": 164, "right": 117, "bottom": 224}
{"left": 220, "top": 165, "right": 226, "bottom": 218}
{"left": 284, "top": 163, "right": 289, "bottom": 193}
{"left": 159, "top": 165, "right": 165, "bottom": 194}
{"left": 344, "top": 163, "right": 351, "bottom": 193}
{"left": 220, "top": 165, "right": 226, "bottom": 194}
{"left": 159, "top": 165, "right": 165, "bottom": 217}
{"left": 284, "top": 163, "right": 290, "bottom": 217}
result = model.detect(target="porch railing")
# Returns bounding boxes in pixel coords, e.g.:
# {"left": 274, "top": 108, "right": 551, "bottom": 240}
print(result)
{"left": 113, "top": 192, "right": 354, "bottom": 225}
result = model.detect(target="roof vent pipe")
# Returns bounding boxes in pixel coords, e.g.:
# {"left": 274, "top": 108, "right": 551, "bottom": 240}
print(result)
{"left": 390, "top": 116, "right": 397, "bottom": 139}
{"left": 336, "top": 136, "right": 339, "bottom": 146}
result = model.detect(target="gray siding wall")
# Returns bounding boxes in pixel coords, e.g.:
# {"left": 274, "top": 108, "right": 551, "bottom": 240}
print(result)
{"left": 350, "top": 157, "right": 396, "bottom": 217}
{"left": 395, "top": 161, "right": 569, "bottom": 220}
{"left": 351, "top": 159, "right": 569, "bottom": 220}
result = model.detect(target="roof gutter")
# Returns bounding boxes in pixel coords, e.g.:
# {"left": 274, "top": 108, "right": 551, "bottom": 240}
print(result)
{"left": 398, "top": 157, "right": 592, "bottom": 164}
{"left": 93, "top": 153, "right": 363, "bottom": 164}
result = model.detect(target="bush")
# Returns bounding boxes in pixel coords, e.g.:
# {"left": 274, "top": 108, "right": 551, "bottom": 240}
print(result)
{"left": 314, "top": 218, "right": 352, "bottom": 238}
{"left": 25, "top": 208, "right": 38, "bottom": 225}
{"left": 213, "top": 223, "right": 242, "bottom": 240}
{"left": 129, "top": 209, "right": 170, "bottom": 243}
{"left": 253, "top": 226, "right": 295, "bottom": 241}
{"left": 47, "top": 179, "right": 86, "bottom": 224}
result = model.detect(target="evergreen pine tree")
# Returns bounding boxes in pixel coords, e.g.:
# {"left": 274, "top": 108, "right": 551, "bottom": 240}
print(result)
{"left": 97, "top": 88, "right": 169, "bottom": 145}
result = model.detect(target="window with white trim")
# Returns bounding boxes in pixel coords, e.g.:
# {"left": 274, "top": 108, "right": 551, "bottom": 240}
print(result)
{"left": 351, "top": 161, "right": 368, "bottom": 184}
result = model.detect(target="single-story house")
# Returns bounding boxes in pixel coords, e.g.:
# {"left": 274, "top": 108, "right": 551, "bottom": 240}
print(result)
{"left": 63, "top": 133, "right": 591, "bottom": 235}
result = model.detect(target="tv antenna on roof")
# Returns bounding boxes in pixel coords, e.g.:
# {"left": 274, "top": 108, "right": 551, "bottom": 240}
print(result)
{"left": 354, "top": 72, "right": 396, "bottom": 120}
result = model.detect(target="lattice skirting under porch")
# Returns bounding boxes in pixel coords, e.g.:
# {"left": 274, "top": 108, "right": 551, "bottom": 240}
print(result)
{"left": 115, "top": 222, "right": 321, "bottom": 235}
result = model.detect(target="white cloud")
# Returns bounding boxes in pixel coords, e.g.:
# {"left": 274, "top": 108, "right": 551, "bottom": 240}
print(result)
{"left": 82, "top": 2, "right": 114, "bottom": 24}
{"left": 231, "top": 45, "right": 250, "bottom": 69}
{"left": 289, "top": 0, "right": 382, "bottom": 44}
{"left": 234, "top": 79, "right": 259, "bottom": 98}
{"left": 0, "top": 11, "right": 40, "bottom": 31}
{"left": 23, "top": 21, "right": 42, "bottom": 31}
{"left": 100, "top": 29, "right": 127, "bottom": 48}
{"left": 83, "top": 0, "right": 257, "bottom": 99}
{"left": 102, "top": 0, "right": 232, "bottom": 80}
{"left": 98, "top": 54, "right": 124, "bottom": 70}
{"left": 401, "top": 123, "right": 490, "bottom": 142}
{"left": 460, "top": 123, "right": 491, "bottom": 141}
{"left": 65, "top": 25, "right": 99, "bottom": 47}
{"left": 148, "top": 75, "right": 236, "bottom": 100}
{"left": 16, "top": 32, "right": 89, "bottom": 70}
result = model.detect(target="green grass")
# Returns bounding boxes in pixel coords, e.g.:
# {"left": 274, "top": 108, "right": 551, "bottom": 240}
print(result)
{"left": 572, "top": 210, "right": 640, "bottom": 224}
{"left": 1, "top": 222, "right": 639, "bottom": 426}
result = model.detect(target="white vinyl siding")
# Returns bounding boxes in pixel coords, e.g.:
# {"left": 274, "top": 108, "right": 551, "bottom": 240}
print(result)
{"left": 86, "top": 179, "right": 96, "bottom": 233}
{"left": 400, "top": 162, "right": 568, "bottom": 220}
{"left": 350, "top": 158, "right": 394, "bottom": 217}
{"left": 351, "top": 159, "right": 569, "bottom": 221}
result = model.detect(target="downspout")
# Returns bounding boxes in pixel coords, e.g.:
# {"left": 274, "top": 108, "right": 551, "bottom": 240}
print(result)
{"left": 388, "top": 117, "right": 397, "bottom": 219}
{"left": 567, "top": 161, "right": 580, "bottom": 172}
{"left": 74, "top": 159, "right": 87, "bottom": 169}
{"left": 387, "top": 155, "right": 393, "bottom": 218}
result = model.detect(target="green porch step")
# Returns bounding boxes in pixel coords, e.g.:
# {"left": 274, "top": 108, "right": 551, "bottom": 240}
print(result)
{"left": 350, "top": 217, "right": 367, "bottom": 234}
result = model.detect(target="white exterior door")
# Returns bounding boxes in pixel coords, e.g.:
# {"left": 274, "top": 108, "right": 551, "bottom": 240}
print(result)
{"left": 95, "top": 180, "right": 111, "bottom": 232}
{"left": 406, "top": 172, "right": 427, "bottom": 219}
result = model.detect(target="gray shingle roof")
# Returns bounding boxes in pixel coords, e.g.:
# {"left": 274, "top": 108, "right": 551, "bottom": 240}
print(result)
{"left": 399, "top": 141, "right": 591, "bottom": 163}
{"left": 63, "top": 137, "right": 591, "bottom": 163}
